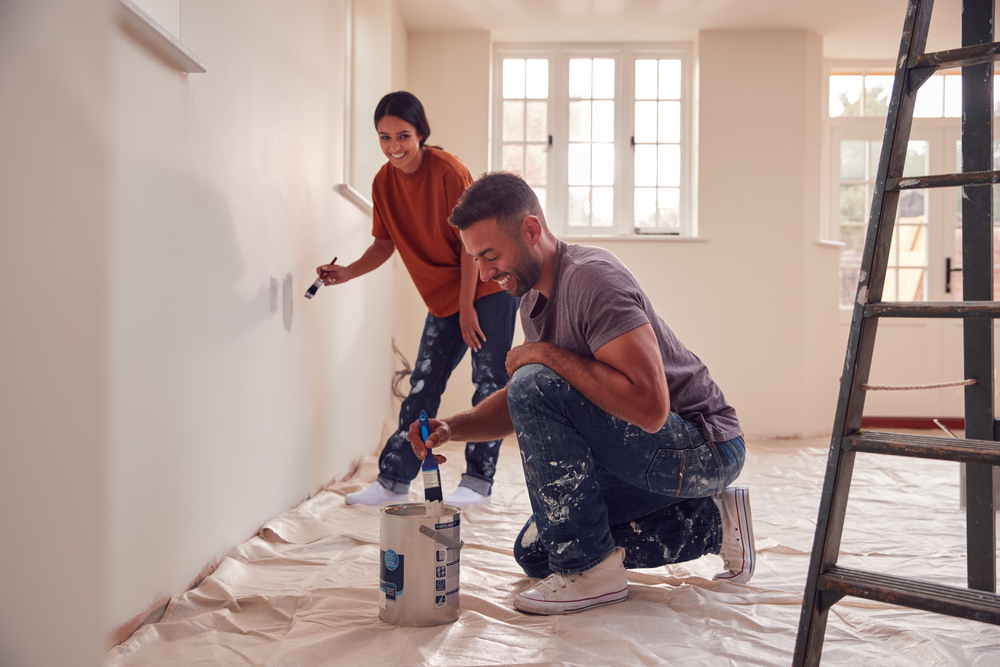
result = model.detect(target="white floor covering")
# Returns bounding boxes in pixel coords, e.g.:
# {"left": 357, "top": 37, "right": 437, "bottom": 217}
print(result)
{"left": 107, "top": 432, "right": 1000, "bottom": 666}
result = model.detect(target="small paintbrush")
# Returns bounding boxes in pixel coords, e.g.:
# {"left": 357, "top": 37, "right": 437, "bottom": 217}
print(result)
{"left": 419, "top": 410, "right": 446, "bottom": 516}
{"left": 305, "top": 256, "right": 337, "bottom": 299}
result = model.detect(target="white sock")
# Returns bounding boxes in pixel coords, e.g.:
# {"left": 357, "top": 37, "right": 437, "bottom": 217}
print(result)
{"left": 345, "top": 481, "right": 409, "bottom": 506}
{"left": 443, "top": 486, "right": 491, "bottom": 509}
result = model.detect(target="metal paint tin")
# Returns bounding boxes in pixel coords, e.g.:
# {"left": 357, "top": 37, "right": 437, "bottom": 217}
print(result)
{"left": 378, "top": 503, "right": 462, "bottom": 627}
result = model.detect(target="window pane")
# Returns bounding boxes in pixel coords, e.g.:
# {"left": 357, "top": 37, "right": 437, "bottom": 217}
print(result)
{"left": 635, "top": 60, "right": 657, "bottom": 100}
{"left": 634, "top": 145, "right": 656, "bottom": 186}
{"left": 658, "top": 187, "right": 679, "bottom": 227}
{"left": 840, "top": 225, "right": 866, "bottom": 265}
{"left": 525, "top": 144, "right": 547, "bottom": 184}
{"left": 592, "top": 100, "right": 614, "bottom": 143}
{"left": 840, "top": 267, "right": 861, "bottom": 307}
{"left": 569, "top": 100, "right": 591, "bottom": 142}
{"left": 568, "top": 144, "right": 591, "bottom": 185}
{"left": 897, "top": 268, "right": 925, "bottom": 301}
{"left": 864, "top": 75, "right": 893, "bottom": 117}
{"left": 568, "top": 187, "right": 590, "bottom": 226}
{"left": 883, "top": 268, "right": 899, "bottom": 301}
{"left": 840, "top": 184, "right": 866, "bottom": 223}
{"left": 592, "top": 187, "right": 614, "bottom": 226}
{"left": 526, "top": 59, "right": 549, "bottom": 98}
{"left": 634, "top": 101, "right": 657, "bottom": 143}
{"left": 659, "top": 59, "right": 681, "bottom": 99}
{"left": 903, "top": 141, "right": 928, "bottom": 178}
{"left": 658, "top": 144, "right": 680, "bottom": 187}
{"left": 593, "top": 59, "right": 615, "bottom": 99}
{"left": 897, "top": 224, "right": 926, "bottom": 266}
{"left": 830, "top": 75, "right": 862, "bottom": 117}
{"left": 533, "top": 187, "right": 546, "bottom": 216}
{"left": 869, "top": 141, "right": 883, "bottom": 178}
{"left": 503, "top": 100, "right": 524, "bottom": 142}
{"left": 526, "top": 101, "right": 547, "bottom": 142}
{"left": 502, "top": 144, "right": 524, "bottom": 174}
{"left": 592, "top": 143, "right": 615, "bottom": 186}
{"left": 840, "top": 140, "right": 866, "bottom": 180}
{"left": 898, "top": 189, "right": 925, "bottom": 219}
{"left": 503, "top": 59, "right": 525, "bottom": 99}
{"left": 913, "top": 73, "right": 943, "bottom": 117}
{"left": 658, "top": 101, "right": 680, "bottom": 144}
{"left": 569, "top": 59, "right": 591, "bottom": 99}
{"left": 944, "top": 74, "right": 962, "bottom": 117}
{"left": 635, "top": 188, "right": 656, "bottom": 226}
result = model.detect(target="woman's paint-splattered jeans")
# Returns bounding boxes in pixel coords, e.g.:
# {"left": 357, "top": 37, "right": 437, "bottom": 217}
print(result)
{"left": 508, "top": 363, "right": 745, "bottom": 577}
{"left": 376, "top": 291, "right": 519, "bottom": 496}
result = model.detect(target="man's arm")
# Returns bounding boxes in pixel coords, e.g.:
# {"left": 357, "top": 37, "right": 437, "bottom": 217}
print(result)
{"left": 505, "top": 323, "right": 669, "bottom": 433}
{"left": 407, "top": 386, "right": 515, "bottom": 463}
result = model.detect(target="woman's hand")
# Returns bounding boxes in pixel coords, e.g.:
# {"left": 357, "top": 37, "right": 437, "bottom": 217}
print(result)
{"left": 460, "top": 307, "right": 486, "bottom": 352}
{"left": 317, "top": 261, "right": 352, "bottom": 286}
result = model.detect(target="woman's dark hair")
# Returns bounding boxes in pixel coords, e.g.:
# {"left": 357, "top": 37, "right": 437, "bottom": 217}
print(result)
{"left": 374, "top": 91, "right": 431, "bottom": 147}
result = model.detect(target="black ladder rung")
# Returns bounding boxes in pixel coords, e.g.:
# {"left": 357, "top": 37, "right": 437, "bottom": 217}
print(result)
{"left": 888, "top": 170, "right": 1000, "bottom": 191}
{"left": 909, "top": 41, "right": 1000, "bottom": 71}
{"left": 865, "top": 301, "right": 1000, "bottom": 318}
{"left": 819, "top": 565, "right": 1000, "bottom": 625}
{"left": 844, "top": 431, "right": 1000, "bottom": 466}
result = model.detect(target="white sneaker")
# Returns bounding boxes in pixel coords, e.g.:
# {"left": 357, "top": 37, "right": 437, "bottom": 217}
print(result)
{"left": 713, "top": 485, "right": 756, "bottom": 584}
{"left": 345, "top": 481, "right": 409, "bottom": 506}
{"left": 514, "top": 546, "right": 628, "bottom": 615}
{"left": 443, "top": 486, "right": 491, "bottom": 509}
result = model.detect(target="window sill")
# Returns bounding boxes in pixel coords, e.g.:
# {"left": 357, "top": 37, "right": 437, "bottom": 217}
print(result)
{"left": 115, "top": 0, "right": 207, "bottom": 74}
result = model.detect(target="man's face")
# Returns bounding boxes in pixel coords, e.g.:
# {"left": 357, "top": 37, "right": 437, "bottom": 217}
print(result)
{"left": 460, "top": 217, "right": 541, "bottom": 298}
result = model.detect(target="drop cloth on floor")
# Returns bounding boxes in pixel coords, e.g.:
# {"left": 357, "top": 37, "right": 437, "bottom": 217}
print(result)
{"left": 106, "top": 434, "right": 1000, "bottom": 666}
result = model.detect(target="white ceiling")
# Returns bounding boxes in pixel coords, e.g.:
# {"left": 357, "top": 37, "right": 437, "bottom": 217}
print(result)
{"left": 396, "top": 0, "right": 971, "bottom": 60}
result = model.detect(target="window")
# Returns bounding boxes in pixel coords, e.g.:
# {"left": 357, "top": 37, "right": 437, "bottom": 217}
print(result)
{"left": 494, "top": 44, "right": 693, "bottom": 237}
{"left": 827, "top": 65, "right": 999, "bottom": 308}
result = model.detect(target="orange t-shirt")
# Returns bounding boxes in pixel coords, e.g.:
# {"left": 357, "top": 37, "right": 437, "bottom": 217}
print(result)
{"left": 371, "top": 147, "right": 501, "bottom": 318}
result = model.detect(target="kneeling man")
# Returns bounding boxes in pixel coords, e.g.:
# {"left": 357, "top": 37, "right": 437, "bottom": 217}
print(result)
{"left": 409, "top": 171, "right": 754, "bottom": 615}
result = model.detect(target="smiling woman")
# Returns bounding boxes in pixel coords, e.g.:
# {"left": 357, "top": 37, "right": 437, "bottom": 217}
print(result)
{"left": 314, "top": 91, "right": 520, "bottom": 510}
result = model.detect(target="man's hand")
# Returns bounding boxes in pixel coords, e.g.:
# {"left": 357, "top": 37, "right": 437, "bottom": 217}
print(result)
{"left": 407, "top": 417, "right": 452, "bottom": 465}
{"left": 505, "top": 342, "right": 556, "bottom": 377}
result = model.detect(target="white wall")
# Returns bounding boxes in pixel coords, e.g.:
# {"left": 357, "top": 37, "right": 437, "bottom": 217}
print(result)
{"left": 0, "top": 2, "right": 110, "bottom": 665}
{"left": 109, "top": 0, "right": 395, "bottom": 638}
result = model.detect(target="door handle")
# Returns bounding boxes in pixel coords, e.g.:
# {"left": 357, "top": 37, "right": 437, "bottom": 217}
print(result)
{"left": 945, "top": 257, "right": 963, "bottom": 294}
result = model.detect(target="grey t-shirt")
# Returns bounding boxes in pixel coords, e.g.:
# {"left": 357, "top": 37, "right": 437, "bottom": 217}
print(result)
{"left": 520, "top": 241, "right": 742, "bottom": 442}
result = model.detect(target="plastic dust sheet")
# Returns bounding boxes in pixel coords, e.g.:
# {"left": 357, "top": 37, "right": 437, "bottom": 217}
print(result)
{"left": 106, "top": 433, "right": 1000, "bottom": 666}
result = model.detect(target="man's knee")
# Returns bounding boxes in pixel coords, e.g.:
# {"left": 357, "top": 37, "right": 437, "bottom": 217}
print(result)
{"left": 507, "top": 363, "right": 562, "bottom": 408}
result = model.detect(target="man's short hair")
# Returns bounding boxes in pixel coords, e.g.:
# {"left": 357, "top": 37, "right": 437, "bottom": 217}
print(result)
{"left": 449, "top": 171, "right": 546, "bottom": 236}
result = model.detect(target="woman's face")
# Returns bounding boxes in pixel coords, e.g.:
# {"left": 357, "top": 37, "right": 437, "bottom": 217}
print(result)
{"left": 377, "top": 115, "right": 424, "bottom": 175}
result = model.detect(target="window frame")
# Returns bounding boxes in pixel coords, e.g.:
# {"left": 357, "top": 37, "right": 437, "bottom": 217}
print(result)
{"left": 492, "top": 42, "right": 695, "bottom": 239}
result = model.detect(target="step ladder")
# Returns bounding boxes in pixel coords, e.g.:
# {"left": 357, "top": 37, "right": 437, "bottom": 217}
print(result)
{"left": 793, "top": 0, "right": 1000, "bottom": 664}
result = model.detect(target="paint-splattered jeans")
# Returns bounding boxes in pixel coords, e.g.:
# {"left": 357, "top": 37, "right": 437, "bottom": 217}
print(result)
{"left": 377, "top": 291, "right": 519, "bottom": 495}
{"left": 508, "top": 363, "right": 745, "bottom": 577}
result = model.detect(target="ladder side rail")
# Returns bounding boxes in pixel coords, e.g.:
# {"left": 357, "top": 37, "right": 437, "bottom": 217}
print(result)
{"left": 792, "top": 1, "right": 937, "bottom": 664}
{"left": 961, "top": 0, "right": 997, "bottom": 594}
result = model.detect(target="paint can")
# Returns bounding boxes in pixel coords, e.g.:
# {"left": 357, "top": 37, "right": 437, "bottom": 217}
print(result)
{"left": 379, "top": 503, "right": 462, "bottom": 627}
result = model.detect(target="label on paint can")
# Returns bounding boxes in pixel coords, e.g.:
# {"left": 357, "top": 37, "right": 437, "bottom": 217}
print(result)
{"left": 380, "top": 550, "right": 405, "bottom": 608}
{"left": 432, "top": 517, "right": 460, "bottom": 608}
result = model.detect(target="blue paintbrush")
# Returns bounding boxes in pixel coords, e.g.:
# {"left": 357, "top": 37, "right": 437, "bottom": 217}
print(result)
{"left": 419, "top": 410, "right": 446, "bottom": 516}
